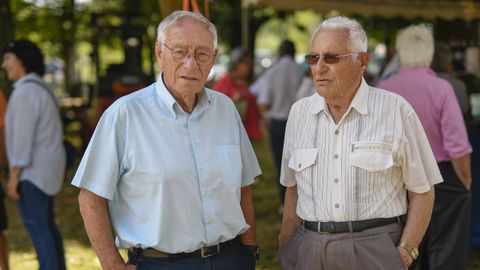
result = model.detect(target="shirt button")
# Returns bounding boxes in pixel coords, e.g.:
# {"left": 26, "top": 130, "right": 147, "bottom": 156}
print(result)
{"left": 335, "top": 203, "right": 339, "bottom": 208}
{"left": 334, "top": 154, "right": 339, "bottom": 159}
{"left": 334, "top": 130, "right": 339, "bottom": 135}
{"left": 334, "top": 178, "right": 339, "bottom": 183}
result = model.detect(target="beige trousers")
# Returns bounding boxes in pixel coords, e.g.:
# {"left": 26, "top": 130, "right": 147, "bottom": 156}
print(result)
{"left": 277, "top": 222, "right": 405, "bottom": 270}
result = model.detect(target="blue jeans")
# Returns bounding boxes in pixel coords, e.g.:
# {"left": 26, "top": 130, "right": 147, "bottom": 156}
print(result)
{"left": 127, "top": 240, "right": 255, "bottom": 270}
{"left": 17, "top": 181, "right": 67, "bottom": 270}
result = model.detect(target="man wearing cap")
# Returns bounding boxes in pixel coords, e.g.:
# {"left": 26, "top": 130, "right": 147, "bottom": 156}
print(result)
{"left": 72, "top": 10, "right": 260, "bottom": 270}
{"left": 278, "top": 17, "right": 442, "bottom": 270}
{"left": 2, "top": 39, "right": 66, "bottom": 270}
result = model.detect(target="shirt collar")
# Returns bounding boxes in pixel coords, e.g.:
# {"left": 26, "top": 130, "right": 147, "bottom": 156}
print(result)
{"left": 310, "top": 77, "right": 370, "bottom": 115}
{"left": 155, "top": 73, "right": 211, "bottom": 119}
{"left": 13, "top": 72, "right": 41, "bottom": 88}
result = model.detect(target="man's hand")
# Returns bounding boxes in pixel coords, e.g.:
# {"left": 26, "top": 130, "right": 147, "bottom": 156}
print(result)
{"left": 278, "top": 186, "right": 300, "bottom": 248}
{"left": 114, "top": 263, "right": 136, "bottom": 270}
{"left": 397, "top": 247, "right": 413, "bottom": 269}
{"left": 7, "top": 175, "right": 20, "bottom": 200}
{"left": 451, "top": 154, "right": 471, "bottom": 190}
{"left": 278, "top": 230, "right": 292, "bottom": 248}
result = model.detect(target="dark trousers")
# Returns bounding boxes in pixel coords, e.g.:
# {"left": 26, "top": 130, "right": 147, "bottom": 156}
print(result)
{"left": 127, "top": 240, "right": 255, "bottom": 270}
{"left": 414, "top": 161, "right": 471, "bottom": 270}
{"left": 17, "top": 181, "right": 66, "bottom": 270}
{"left": 269, "top": 119, "right": 287, "bottom": 205}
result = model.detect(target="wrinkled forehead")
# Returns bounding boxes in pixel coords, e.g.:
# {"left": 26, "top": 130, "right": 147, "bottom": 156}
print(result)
{"left": 165, "top": 18, "right": 214, "bottom": 48}
{"left": 311, "top": 28, "right": 350, "bottom": 52}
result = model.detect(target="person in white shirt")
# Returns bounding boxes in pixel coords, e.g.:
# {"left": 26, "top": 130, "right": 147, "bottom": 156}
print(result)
{"left": 277, "top": 16, "right": 442, "bottom": 270}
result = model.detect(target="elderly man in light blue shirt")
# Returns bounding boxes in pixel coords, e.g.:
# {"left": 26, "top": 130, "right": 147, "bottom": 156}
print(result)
{"left": 72, "top": 10, "right": 261, "bottom": 270}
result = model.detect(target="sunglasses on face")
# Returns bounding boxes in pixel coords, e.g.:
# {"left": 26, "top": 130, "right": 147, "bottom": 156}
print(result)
{"left": 304, "top": 53, "right": 359, "bottom": 65}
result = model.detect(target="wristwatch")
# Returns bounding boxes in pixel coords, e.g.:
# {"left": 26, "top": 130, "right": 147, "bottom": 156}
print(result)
{"left": 245, "top": 245, "right": 260, "bottom": 261}
{"left": 398, "top": 241, "right": 419, "bottom": 260}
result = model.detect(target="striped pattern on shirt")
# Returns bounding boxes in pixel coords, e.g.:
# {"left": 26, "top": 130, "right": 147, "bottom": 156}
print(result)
{"left": 280, "top": 78, "right": 443, "bottom": 222}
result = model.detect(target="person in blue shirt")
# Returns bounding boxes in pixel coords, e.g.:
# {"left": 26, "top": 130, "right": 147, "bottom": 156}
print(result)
{"left": 2, "top": 40, "right": 67, "bottom": 270}
{"left": 72, "top": 10, "right": 261, "bottom": 270}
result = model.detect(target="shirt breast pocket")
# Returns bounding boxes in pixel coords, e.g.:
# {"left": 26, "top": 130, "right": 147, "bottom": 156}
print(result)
{"left": 350, "top": 142, "right": 394, "bottom": 172}
{"left": 288, "top": 148, "right": 318, "bottom": 172}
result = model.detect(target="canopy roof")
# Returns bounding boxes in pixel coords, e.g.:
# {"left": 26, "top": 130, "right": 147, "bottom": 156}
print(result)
{"left": 251, "top": 0, "right": 480, "bottom": 21}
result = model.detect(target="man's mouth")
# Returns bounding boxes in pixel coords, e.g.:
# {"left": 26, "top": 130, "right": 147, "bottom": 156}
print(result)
{"left": 180, "top": 76, "right": 198, "bottom": 81}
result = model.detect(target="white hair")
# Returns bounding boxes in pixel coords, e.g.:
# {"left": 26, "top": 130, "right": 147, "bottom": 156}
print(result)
{"left": 396, "top": 24, "right": 434, "bottom": 68}
{"left": 156, "top": 10, "right": 218, "bottom": 49}
{"left": 312, "top": 16, "right": 368, "bottom": 53}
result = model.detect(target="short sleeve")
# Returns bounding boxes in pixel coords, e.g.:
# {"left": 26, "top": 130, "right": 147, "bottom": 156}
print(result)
{"left": 439, "top": 84, "right": 472, "bottom": 159}
{"left": 399, "top": 112, "right": 443, "bottom": 193}
{"left": 236, "top": 109, "right": 261, "bottom": 186}
{"left": 71, "top": 111, "right": 125, "bottom": 200}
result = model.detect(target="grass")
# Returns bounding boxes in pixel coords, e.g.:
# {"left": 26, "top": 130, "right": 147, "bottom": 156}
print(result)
{"left": 4, "top": 135, "right": 283, "bottom": 270}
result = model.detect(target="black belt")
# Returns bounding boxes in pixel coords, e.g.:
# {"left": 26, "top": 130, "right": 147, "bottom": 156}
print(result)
{"left": 130, "top": 237, "right": 237, "bottom": 259}
{"left": 301, "top": 215, "right": 405, "bottom": 234}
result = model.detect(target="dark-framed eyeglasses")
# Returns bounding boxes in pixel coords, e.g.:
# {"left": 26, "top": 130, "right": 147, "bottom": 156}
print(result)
{"left": 304, "top": 53, "right": 359, "bottom": 65}
{"left": 162, "top": 43, "right": 215, "bottom": 66}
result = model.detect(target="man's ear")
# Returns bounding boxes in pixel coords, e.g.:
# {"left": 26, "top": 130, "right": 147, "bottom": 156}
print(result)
{"left": 155, "top": 41, "right": 163, "bottom": 69}
{"left": 359, "top": 52, "right": 369, "bottom": 71}
{"left": 212, "top": 48, "right": 219, "bottom": 63}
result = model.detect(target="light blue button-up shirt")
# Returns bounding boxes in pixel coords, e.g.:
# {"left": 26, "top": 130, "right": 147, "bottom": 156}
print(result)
{"left": 72, "top": 77, "right": 261, "bottom": 253}
{"left": 6, "top": 73, "right": 65, "bottom": 196}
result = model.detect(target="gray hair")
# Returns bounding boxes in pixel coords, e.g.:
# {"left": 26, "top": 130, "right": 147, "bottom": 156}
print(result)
{"left": 312, "top": 16, "right": 368, "bottom": 53}
{"left": 396, "top": 24, "right": 434, "bottom": 68}
{"left": 156, "top": 10, "right": 218, "bottom": 49}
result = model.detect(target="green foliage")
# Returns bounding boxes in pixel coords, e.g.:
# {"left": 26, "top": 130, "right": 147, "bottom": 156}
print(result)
{"left": 255, "top": 9, "right": 321, "bottom": 55}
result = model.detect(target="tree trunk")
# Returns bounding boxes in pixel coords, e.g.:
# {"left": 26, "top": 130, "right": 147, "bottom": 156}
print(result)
{"left": 0, "top": 0, "right": 14, "bottom": 93}
{"left": 62, "top": 0, "right": 77, "bottom": 95}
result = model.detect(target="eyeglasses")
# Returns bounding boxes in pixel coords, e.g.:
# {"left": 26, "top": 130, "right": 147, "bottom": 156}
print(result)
{"left": 162, "top": 43, "right": 215, "bottom": 66}
{"left": 304, "top": 53, "right": 358, "bottom": 65}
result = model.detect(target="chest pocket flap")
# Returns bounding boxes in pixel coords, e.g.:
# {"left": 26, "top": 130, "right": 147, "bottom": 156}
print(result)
{"left": 350, "top": 142, "right": 394, "bottom": 172}
{"left": 288, "top": 148, "right": 318, "bottom": 172}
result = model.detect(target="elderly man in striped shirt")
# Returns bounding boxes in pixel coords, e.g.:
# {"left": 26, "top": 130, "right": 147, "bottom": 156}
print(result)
{"left": 277, "top": 17, "right": 442, "bottom": 270}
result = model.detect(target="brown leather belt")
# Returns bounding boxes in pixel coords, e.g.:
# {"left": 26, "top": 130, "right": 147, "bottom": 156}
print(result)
{"left": 130, "top": 237, "right": 237, "bottom": 259}
{"left": 301, "top": 215, "right": 405, "bottom": 234}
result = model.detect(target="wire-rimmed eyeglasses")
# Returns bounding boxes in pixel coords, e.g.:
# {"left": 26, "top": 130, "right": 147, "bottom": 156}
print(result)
{"left": 162, "top": 43, "right": 215, "bottom": 66}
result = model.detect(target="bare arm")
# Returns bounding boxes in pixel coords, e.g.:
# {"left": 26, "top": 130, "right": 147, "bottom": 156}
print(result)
{"left": 451, "top": 154, "right": 471, "bottom": 190}
{"left": 278, "top": 186, "right": 300, "bottom": 247}
{"left": 239, "top": 185, "right": 257, "bottom": 246}
{"left": 398, "top": 188, "right": 435, "bottom": 268}
{"left": 78, "top": 189, "right": 135, "bottom": 270}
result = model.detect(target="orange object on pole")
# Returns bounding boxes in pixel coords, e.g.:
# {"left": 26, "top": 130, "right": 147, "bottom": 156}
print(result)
{"left": 191, "top": 0, "right": 200, "bottom": 12}
{"left": 204, "top": 0, "right": 209, "bottom": 19}
{"left": 182, "top": 0, "right": 208, "bottom": 19}
{"left": 182, "top": 0, "right": 190, "bottom": 10}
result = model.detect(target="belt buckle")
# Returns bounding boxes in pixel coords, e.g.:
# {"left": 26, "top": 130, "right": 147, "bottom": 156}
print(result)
{"left": 200, "top": 244, "right": 220, "bottom": 258}
{"left": 317, "top": 222, "right": 331, "bottom": 234}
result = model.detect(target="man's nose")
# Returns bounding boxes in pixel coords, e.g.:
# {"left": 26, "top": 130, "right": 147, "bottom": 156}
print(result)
{"left": 183, "top": 53, "right": 200, "bottom": 68}
{"left": 313, "top": 59, "right": 328, "bottom": 72}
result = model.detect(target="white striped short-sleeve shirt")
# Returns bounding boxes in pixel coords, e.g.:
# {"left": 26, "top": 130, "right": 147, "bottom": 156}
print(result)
{"left": 280, "top": 78, "right": 443, "bottom": 222}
